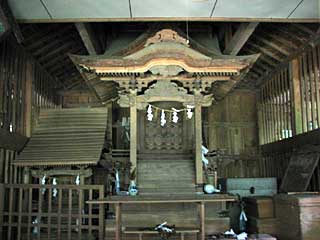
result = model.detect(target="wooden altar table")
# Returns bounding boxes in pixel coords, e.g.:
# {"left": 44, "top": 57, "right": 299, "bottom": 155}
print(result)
{"left": 87, "top": 194, "right": 237, "bottom": 240}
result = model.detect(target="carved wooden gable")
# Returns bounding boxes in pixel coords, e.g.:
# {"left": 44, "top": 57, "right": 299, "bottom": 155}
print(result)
{"left": 70, "top": 28, "right": 259, "bottom": 101}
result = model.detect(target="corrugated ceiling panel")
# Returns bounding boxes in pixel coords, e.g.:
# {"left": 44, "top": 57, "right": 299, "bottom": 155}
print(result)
{"left": 130, "top": 0, "right": 215, "bottom": 18}
{"left": 212, "top": 0, "right": 302, "bottom": 18}
{"left": 43, "top": 0, "right": 130, "bottom": 19}
{"left": 289, "top": 0, "right": 320, "bottom": 18}
{"left": 8, "top": 0, "right": 50, "bottom": 20}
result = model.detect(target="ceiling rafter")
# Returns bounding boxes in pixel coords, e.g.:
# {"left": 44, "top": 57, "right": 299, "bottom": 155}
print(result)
{"left": 252, "top": 34, "right": 290, "bottom": 56}
{"left": 26, "top": 25, "right": 74, "bottom": 50}
{"left": 292, "top": 23, "right": 317, "bottom": 36}
{"left": 42, "top": 48, "right": 84, "bottom": 68}
{"left": 243, "top": 47, "right": 278, "bottom": 67}
{"left": 22, "top": 24, "right": 59, "bottom": 43}
{"left": 259, "top": 28, "right": 300, "bottom": 49}
{"left": 38, "top": 42, "right": 79, "bottom": 63}
{"left": 32, "top": 34, "right": 78, "bottom": 57}
{"left": 247, "top": 41, "right": 285, "bottom": 62}
{"left": 255, "top": 27, "right": 320, "bottom": 87}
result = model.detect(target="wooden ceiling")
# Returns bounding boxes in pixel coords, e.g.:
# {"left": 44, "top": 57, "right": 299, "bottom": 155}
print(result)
{"left": 20, "top": 23, "right": 88, "bottom": 90}
{"left": 19, "top": 22, "right": 320, "bottom": 94}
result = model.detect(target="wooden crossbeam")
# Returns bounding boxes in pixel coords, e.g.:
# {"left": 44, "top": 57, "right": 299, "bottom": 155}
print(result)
{"left": 0, "top": 0, "right": 23, "bottom": 43}
{"left": 73, "top": 23, "right": 104, "bottom": 98}
{"left": 75, "top": 22, "right": 102, "bottom": 55}
{"left": 0, "top": 128, "right": 29, "bottom": 152}
{"left": 223, "top": 22, "right": 258, "bottom": 55}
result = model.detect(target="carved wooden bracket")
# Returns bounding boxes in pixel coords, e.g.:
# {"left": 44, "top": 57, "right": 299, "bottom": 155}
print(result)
{"left": 117, "top": 81, "right": 213, "bottom": 109}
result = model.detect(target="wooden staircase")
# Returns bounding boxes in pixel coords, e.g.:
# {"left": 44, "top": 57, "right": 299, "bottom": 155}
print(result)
{"left": 105, "top": 154, "right": 231, "bottom": 239}
{"left": 137, "top": 154, "right": 196, "bottom": 195}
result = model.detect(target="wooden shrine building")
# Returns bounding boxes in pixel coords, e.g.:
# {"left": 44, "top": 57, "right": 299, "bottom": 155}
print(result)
{"left": 0, "top": 1, "right": 319, "bottom": 240}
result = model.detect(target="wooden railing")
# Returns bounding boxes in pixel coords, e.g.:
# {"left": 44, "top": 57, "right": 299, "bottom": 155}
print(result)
{"left": 0, "top": 184, "right": 105, "bottom": 240}
{"left": 258, "top": 43, "right": 320, "bottom": 145}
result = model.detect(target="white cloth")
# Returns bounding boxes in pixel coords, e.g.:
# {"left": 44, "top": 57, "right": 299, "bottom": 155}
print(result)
{"left": 201, "top": 145, "right": 209, "bottom": 165}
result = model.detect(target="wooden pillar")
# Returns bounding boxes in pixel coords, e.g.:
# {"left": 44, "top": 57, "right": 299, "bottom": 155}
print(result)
{"left": 290, "top": 58, "right": 303, "bottom": 135}
{"left": 24, "top": 60, "right": 33, "bottom": 137}
{"left": 115, "top": 203, "right": 121, "bottom": 240}
{"left": 0, "top": 184, "right": 4, "bottom": 237}
{"left": 199, "top": 201, "right": 205, "bottom": 240}
{"left": 130, "top": 95, "right": 137, "bottom": 180}
{"left": 195, "top": 102, "right": 203, "bottom": 185}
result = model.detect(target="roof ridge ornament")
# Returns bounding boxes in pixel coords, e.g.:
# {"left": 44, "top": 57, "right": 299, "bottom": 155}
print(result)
{"left": 145, "top": 29, "right": 190, "bottom": 47}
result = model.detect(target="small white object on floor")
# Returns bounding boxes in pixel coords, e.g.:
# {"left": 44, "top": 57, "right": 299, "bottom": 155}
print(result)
{"left": 224, "top": 229, "right": 236, "bottom": 236}
{"left": 224, "top": 229, "right": 247, "bottom": 240}
{"left": 237, "top": 232, "right": 248, "bottom": 240}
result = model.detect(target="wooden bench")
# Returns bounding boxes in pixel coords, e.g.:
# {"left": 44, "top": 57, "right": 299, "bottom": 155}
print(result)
{"left": 124, "top": 227, "right": 200, "bottom": 240}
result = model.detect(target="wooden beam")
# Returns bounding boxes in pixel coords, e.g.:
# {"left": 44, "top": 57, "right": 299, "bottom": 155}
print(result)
{"left": 24, "top": 60, "right": 33, "bottom": 137}
{"left": 290, "top": 58, "right": 303, "bottom": 135}
{"left": 195, "top": 100, "right": 203, "bottom": 185}
{"left": 15, "top": 17, "right": 320, "bottom": 24}
{"left": 261, "top": 128, "right": 320, "bottom": 154}
{"left": 75, "top": 22, "right": 102, "bottom": 55}
{"left": 130, "top": 100, "right": 137, "bottom": 180}
{"left": 0, "top": 0, "right": 23, "bottom": 43}
{"left": 223, "top": 22, "right": 259, "bottom": 55}
{"left": 0, "top": 128, "right": 29, "bottom": 152}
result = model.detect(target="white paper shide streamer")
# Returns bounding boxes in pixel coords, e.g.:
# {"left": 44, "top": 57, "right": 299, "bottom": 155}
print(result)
{"left": 41, "top": 175, "right": 46, "bottom": 195}
{"left": 146, "top": 104, "right": 194, "bottom": 127}
{"left": 75, "top": 174, "right": 80, "bottom": 185}
{"left": 147, "top": 104, "right": 153, "bottom": 121}
{"left": 52, "top": 178, "right": 58, "bottom": 198}
{"left": 172, "top": 111, "right": 179, "bottom": 123}
{"left": 160, "top": 110, "right": 166, "bottom": 126}
{"left": 186, "top": 105, "right": 193, "bottom": 119}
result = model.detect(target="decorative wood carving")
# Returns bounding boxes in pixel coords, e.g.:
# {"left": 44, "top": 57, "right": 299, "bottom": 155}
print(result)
{"left": 144, "top": 119, "right": 184, "bottom": 151}
{"left": 71, "top": 27, "right": 259, "bottom": 101}
{"left": 145, "top": 29, "right": 189, "bottom": 47}
{"left": 144, "top": 81, "right": 187, "bottom": 97}
{"left": 118, "top": 81, "right": 213, "bottom": 109}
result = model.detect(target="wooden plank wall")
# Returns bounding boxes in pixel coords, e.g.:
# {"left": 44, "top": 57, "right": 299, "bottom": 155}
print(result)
{"left": 207, "top": 90, "right": 259, "bottom": 178}
{"left": 259, "top": 43, "right": 320, "bottom": 191}
{"left": 61, "top": 89, "right": 103, "bottom": 108}
{"left": 0, "top": 34, "right": 60, "bottom": 185}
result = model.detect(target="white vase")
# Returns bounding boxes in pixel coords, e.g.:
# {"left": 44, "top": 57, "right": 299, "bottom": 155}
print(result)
{"left": 128, "top": 180, "right": 138, "bottom": 196}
